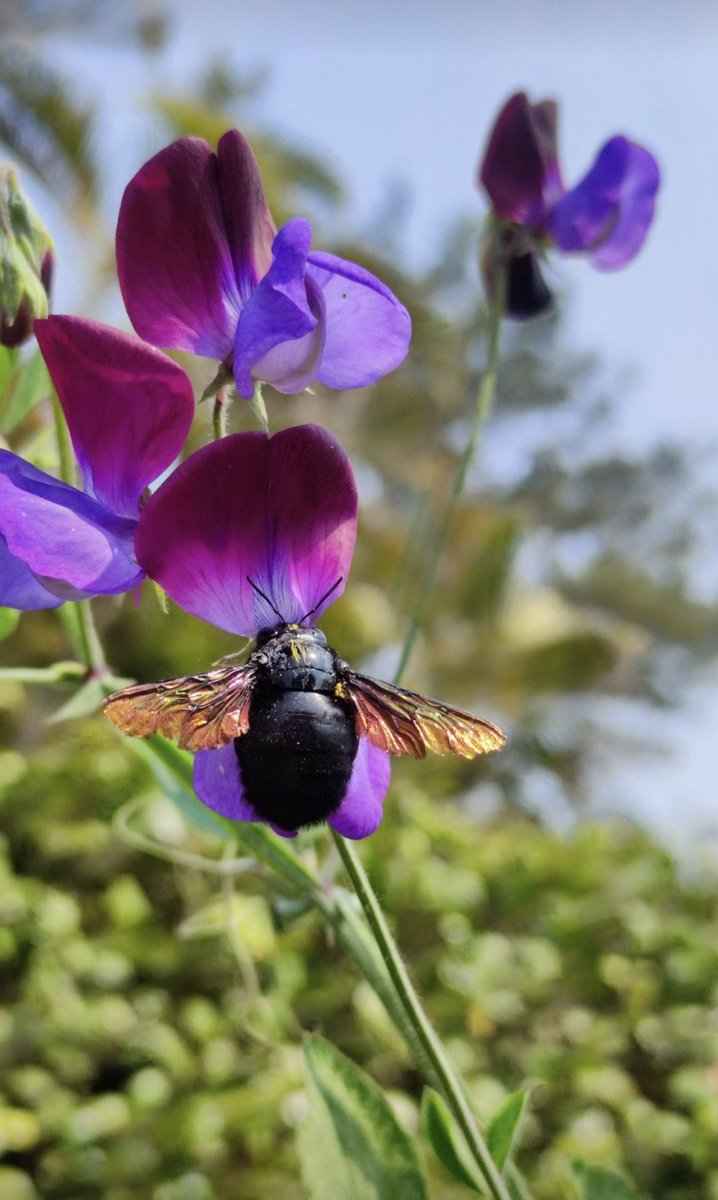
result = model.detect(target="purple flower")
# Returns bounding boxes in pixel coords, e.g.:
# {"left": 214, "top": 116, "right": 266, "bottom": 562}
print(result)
{"left": 116, "top": 130, "right": 412, "bottom": 398}
{"left": 134, "top": 424, "right": 391, "bottom": 839}
{"left": 0, "top": 316, "right": 194, "bottom": 609}
{"left": 478, "top": 92, "right": 660, "bottom": 317}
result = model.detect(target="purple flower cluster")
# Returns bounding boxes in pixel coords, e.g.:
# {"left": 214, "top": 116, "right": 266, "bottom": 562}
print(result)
{"left": 0, "top": 99, "right": 660, "bottom": 836}
{"left": 478, "top": 92, "right": 660, "bottom": 318}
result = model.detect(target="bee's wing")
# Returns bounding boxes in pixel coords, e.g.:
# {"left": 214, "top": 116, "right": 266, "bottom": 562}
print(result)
{"left": 345, "top": 672, "right": 506, "bottom": 759}
{"left": 103, "top": 662, "right": 258, "bottom": 752}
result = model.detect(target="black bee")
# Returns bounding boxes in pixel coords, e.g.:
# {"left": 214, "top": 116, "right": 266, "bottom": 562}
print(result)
{"left": 104, "top": 586, "right": 505, "bottom": 832}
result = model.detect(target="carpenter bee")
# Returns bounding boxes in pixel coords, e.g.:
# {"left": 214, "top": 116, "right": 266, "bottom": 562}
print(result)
{"left": 104, "top": 582, "right": 505, "bottom": 832}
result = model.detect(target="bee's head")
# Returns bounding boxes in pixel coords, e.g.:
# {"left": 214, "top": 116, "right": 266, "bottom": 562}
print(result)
{"left": 255, "top": 623, "right": 288, "bottom": 649}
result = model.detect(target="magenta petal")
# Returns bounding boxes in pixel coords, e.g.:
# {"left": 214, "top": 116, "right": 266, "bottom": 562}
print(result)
{"left": 216, "top": 129, "right": 276, "bottom": 300}
{"left": 307, "top": 252, "right": 411, "bottom": 389}
{"left": 551, "top": 136, "right": 660, "bottom": 270}
{"left": 35, "top": 317, "right": 195, "bottom": 519}
{"left": 0, "top": 452, "right": 142, "bottom": 595}
{"left": 233, "top": 218, "right": 320, "bottom": 398}
{"left": 0, "top": 536, "right": 63, "bottom": 609}
{"left": 328, "top": 739, "right": 391, "bottom": 840}
{"left": 117, "top": 136, "right": 241, "bottom": 359}
{"left": 136, "top": 424, "right": 357, "bottom": 636}
{"left": 479, "top": 92, "right": 562, "bottom": 227}
{"left": 193, "top": 744, "right": 260, "bottom": 822}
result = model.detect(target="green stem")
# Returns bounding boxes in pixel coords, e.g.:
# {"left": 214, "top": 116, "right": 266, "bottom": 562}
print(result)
{"left": 51, "top": 392, "right": 74, "bottom": 485}
{"left": 331, "top": 830, "right": 512, "bottom": 1200}
{"left": 394, "top": 270, "right": 506, "bottom": 685}
{"left": 213, "top": 385, "right": 230, "bottom": 441}
{"left": 51, "top": 391, "right": 107, "bottom": 677}
{"left": 0, "top": 663, "right": 85, "bottom": 685}
{"left": 249, "top": 381, "right": 269, "bottom": 434}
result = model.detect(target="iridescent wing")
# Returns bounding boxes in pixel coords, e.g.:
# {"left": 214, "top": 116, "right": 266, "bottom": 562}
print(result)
{"left": 103, "top": 661, "right": 258, "bottom": 752}
{"left": 345, "top": 672, "right": 506, "bottom": 759}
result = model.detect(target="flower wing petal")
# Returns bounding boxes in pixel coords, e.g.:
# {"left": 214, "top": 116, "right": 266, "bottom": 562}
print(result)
{"left": 193, "top": 743, "right": 259, "bottom": 822}
{"left": 35, "top": 317, "right": 195, "bottom": 519}
{"left": 0, "top": 452, "right": 142, "bottom": 595}
{"left": 307, "top": 252, "right": 411, "bottom": 389}
{"left": 0, "top": 536, "right": 63, "bottom": 609}
{"left": 136, "top": 424, "right": 357, "bottom": 637}
{"left": 116, "top": 136, "right": 241, "bottom": 359}
{"left": 551, "top": 136, "right": 660, "bottom": 270}
{"left": 233, "top": 218, "right": 322, "bottom": 397}
{"left": 328, "top": 739, "right": 390, "bottom": 839}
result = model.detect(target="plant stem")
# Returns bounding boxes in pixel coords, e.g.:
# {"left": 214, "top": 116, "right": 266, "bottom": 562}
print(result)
{"left": 331, "top": 829, "right": 512, "bottom": 1200}
{"left": 51, "top": 392, "right": 74, "bottom": 485}
{"left": 394, "top": 271, "right": 506, "bottom": 684}
{"left": 51, "top": 391, "right": 108, "bottom": 677}
{"left": 213, "top": 385, "right": 230, "bottom": 440}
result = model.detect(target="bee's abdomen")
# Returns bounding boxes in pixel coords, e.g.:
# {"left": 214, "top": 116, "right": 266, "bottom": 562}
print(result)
{"left": 235, "top": 688, "right": 358, "bottom": 832}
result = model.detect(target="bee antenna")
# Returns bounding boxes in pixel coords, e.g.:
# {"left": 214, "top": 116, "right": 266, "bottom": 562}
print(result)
{"left": 299, "top": 577, "right": 343, "bottom": 625}
{"left": 246, "top": 577, "right": 285, "bottom": 623}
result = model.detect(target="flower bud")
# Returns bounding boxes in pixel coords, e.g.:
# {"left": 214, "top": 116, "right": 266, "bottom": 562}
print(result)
{"left": 0, "top": 165, "right": 54, "bottom": 347}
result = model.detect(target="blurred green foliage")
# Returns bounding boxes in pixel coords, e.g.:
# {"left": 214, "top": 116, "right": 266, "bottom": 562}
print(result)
{"left": 2, "top": 713, "right": 718, "bottom": 1197}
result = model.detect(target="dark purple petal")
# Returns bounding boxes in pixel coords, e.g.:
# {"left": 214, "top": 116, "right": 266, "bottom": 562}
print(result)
{"left": 193, "top": 743, "right": 259, "bottom": 822}
{"left": 117, "top": 137, "right": 241, "bottom": 359}
{"left": 233, "top": 219, "right": 322, "bottom": 398}
{"left": 328, "top": 739, "right": 391, "bottom": 839}
{"left": 0, "top": 451, "right": 142, "bottom": 595}
{"left": 216, "top": 129, "right": 276, "bottom": 300}
{"left": 35, "top": 316, "right": 195, "bottom": 519}
{"left": 136, "top": 424, "right": 357, "bottom": 637}
{"left": 307, "top": 252, "right": 411, "bottom": 389}
{"left": 551, "top": 136, "right": 660, "bottom": 270}
{"left": 0, "top": 536, "right": 63, "bottom": 609}
{"left": 479, "top": 92, "right": 562, "bottom": 227}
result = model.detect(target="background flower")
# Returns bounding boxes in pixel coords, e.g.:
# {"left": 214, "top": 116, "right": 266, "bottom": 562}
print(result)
{"left": 117, "top": 130, "right": 412, "bottom": 398}
{"left": 478, "top": 91, "right": 660, "bottom": 317}
{"left": 0, "top": 316, "right": 194, "bottom": 608}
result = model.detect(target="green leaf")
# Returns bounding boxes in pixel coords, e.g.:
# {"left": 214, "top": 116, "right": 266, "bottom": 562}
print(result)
{"left": 1, "top": 348, "right": 52, "bottom": 433}
{"left": 48, "top": 678, "right": 107, "bottom": 723}
{"left": 570, "top": 1160, "right": 641, "bottom": 1200}
{"left": 420, "top": 1088, "right": 483, "bottom": 1193}
{"left": 299, "top": 1035, "right": 428, "bottom": 1200}
{"left": 487, "top": 1091, "right": 526, "bottom": 1172}
{"left": 0, "top": 607, "right": 19, "bottom": 641}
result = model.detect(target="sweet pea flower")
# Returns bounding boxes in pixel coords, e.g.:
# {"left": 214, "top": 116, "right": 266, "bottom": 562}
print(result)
{"left": 116, "top": 130, "right": 412, "bottom": 399}
{"left": 478, "top": 92, "right": 660, "bottom": 318}
{"left": 134, "top": 424, "right": 391, "bottom": 839}
{"left": 0, "top": 316, "right": 194, "bottom": 609}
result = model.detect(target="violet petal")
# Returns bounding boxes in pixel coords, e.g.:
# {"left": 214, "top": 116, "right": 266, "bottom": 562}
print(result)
{"left": 216, "top": 129, "right": 276, "bottom": 301}
{"left": 551, "top": 136, "right": 660, "bottom": 270}
{"left": 479, "top": 92, "right": 562, "bottom": 227}
{"left": 136, "top": 424, "right": 357, "bottom": 637}
{"left": 233, "top": 218, "right": 321, "bottom": 398}
{"left": 328, "top": 739, "right": 391, "bottom": 839}
{"left": 307, "top": 252, "right": 412, "bottom": 389}
{"left": 0, "top": 452, "right": 142, "bottom": 595}
{"left": 0, "top": 535, "right": 63, "bottom": 609}
{"left": 35, "top": 316, "right": 195, "bottom": 519}
{"left": 193, "top": 743, "right": 260, "bottom": 822}
{"left": 117, "top": 136, "right": 241, "bottom": 359}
